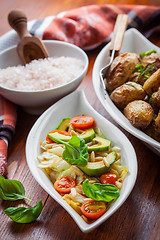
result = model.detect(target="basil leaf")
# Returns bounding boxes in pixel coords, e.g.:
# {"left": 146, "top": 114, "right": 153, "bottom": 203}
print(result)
{"left": 5, "top": 200, "right": 43, "bottom": 223}
{"left": 82, "top": 179, "right": 120, "bottom": 202}
{"left": 0, "top": 175, "right": 31, "bottom": 202}
{"left": 52, "top": 135, "right": 88, "bottom": 166}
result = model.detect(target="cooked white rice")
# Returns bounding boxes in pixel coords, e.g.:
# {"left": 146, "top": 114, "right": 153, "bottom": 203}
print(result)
{"left": 0, "top": 56, "right": 84, "bottom": 91}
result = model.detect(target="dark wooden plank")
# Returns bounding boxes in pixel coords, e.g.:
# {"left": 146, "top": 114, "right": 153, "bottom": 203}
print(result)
{"left": 0, "top": 1, "right": 160, "bottom": 240}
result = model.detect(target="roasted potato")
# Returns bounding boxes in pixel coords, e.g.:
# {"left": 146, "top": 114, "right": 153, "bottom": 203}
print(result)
{"left": 143, "top": 68, "right": 160, "bottom": 95}
{"left": 123, "top": 100, "right": 154, "bottom": 129}
{"left": 150, "top": 87, "right": 160, "bottom": 109}
{"left": 128, "top": 70, "right": 152, "bottom": 86}
{"left": 128, "top": 72, "right": 141, "bottom": 83}
{"left": 110, "top": 82, "right": 146, "bottom": 109}
{"left": 128, "top": 52, "right": 160, "bottom": 85}
{"left": 144, "top": 122, "right": 160, "bottom": 142}
{"left": 144, "top": 112, "right": 160, "bottom": 142}
{"left": 155, "top": 111, "right": 160, "bottom": 129}
{"left": 141, "top": 53, "right": 160, "bottom": 73}
{"left": 106, "top": 53, "right": 140, "bottom": 92}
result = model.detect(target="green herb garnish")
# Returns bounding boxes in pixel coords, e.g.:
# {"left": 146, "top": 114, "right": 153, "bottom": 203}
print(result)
{"left": 125, "top": 83, "right": 138, "bottom": 89}
{"left": 139, "top": 64, "right": 154, "bottom": 78}
{"left": 0, "top": 175, "right": 43, "bottom": 223}
{"left": 140, "top": 49, "right": 156, "bottom": 58}
{"left": 133, "top": 63, "right": 155, "bottom": 82}
{"left": 5, "top": 200, "right": 43, "bottom": 223}
{"left": 133, "top": 63, "right": 143, "bottom": 73}
{"left": 82, "top": 179, "right": 120, "bottom": 202}
{"left": 48, "top": 135, "right": 88, "bottom": 166}
{"left": 0, "top": 175, "right": 32, "bottom": 202}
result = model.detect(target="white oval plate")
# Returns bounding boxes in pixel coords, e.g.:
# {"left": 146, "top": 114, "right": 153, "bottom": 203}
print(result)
{"left": 92, "top": 28, "right": 160, "bottom": 155}
{"left": 26, "top": 90, "right": 137, "bottom": 232}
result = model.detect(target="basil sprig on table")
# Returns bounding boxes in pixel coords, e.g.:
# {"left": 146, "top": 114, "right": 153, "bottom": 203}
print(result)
{"left": 5, "top": 200, "right": 43, "bottom": 223}
{"left": 51, "top": 135, "right": 89, "bottom": 166}
{"left": 0, "top": 175, "right": 31, "bottom": 201}
{"left": 82, "top": 179, "right": 120, "bottom": 202}
{"left": 0, "top": 175, "right": 43, "bottom": 223}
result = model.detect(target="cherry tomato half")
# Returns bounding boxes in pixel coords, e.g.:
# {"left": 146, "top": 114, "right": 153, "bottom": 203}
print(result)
{"left": 70, "top": 116, "right": 94, "bottom": 130}
{"left": 80, "top": 201, "right": 106, "bottom": 219}
{"left": 54, "top": 176, "right": 76, "bottom": 194}
{"left": 100, "top": 173, "right": 118, "bottom": 185}
{"left": 46, "top": 130, "right": 71, "bottom": 143}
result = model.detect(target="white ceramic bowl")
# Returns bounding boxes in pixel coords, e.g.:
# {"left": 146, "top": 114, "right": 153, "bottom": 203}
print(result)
{"left": 0, "top": 40, "right": 88, "bottom": 114}
{"left": 26, "top": 90, "right": 137, "bottom": 233}
{"left": 92, "top": 28, "right": 160, "bottom": 156}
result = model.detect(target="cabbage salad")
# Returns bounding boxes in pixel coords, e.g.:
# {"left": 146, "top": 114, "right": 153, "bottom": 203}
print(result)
{"left": 37, "top": 115, "right": 129, "bottom": 223}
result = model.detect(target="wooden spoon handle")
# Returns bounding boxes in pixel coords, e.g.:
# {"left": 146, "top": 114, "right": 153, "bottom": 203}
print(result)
{"left": 8, "top": 9, "right": 31, "bottom": 39}
{"left": 110, "top": 14, "right": 128, "bottom": 57}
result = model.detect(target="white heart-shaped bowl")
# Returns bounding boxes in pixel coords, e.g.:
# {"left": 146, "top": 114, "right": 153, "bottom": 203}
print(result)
{"left": 26, "top": 90, "right": 137, "bottom": 232}
{"left": 92, "top": 28, "right": 160, "bottom": 155}
{"left": 0, "top": 40, "right": 88, "bottom": 114}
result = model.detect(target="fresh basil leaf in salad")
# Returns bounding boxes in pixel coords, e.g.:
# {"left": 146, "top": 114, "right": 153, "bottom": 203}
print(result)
{"left": 140, "top": 49, "right": 156, "bottom": 58}
{"left": 82, "top": 179, "right": 120, "bottom": 202}
{"left": 0, "top": 175, "right": 32, "bottom": 202}
{"left": 5, "top": 199, "right": 43, "bottom": 223}
{"left": 50, "top": 135, "right": 88, "bottom": 166}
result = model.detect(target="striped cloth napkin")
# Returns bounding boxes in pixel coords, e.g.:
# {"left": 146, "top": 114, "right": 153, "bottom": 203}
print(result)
{"left": 0, "top": 4, "right": 160, "bottom": 177}
{"left": 0, "top": 96, "right": 17, "bottom": 177}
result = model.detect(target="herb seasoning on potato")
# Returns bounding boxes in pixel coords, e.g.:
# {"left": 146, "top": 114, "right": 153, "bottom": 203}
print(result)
{"left": 106, "top": 50, "right": 160, "bottom": 142}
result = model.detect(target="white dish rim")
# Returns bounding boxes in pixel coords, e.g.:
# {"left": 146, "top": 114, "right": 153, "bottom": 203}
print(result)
{"left": 92, "top": 28, "right": 160, "bottom": 151}
{"left": 26, "top": 89, "right": 137, "bottom": 232}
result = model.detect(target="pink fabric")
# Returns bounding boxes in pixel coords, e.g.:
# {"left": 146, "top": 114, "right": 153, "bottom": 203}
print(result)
{"left": 42, "top": 5, "right": 160, "bottom": 50}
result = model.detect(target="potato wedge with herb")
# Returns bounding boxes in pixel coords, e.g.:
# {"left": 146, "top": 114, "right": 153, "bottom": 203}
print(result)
{"left": 155, "top": 111, "right": 160, "bottom": 129}
{"left": 110, "top": 82, "right": 146, "bottom": 109}
{"left": 143, "top": 68, "right": 160, "bottom": 95}
{"left": 144, "top": 112, "right": 160, "bottom": 142}
{"left": 141, "top": 53, "right": 160, "bottom": 73}
{"left": 150, "top": 87, "right": 160, "bottom": 109}
{"left": 106, "top": 53, "right": 140, "bottom": 92}
{"left": 128, "top": 64, "right": 155, "bottom": 85}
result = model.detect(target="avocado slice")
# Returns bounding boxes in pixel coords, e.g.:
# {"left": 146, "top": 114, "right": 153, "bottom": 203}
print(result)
{"left": 48, "top": 132, "right": 71, "bottom": 142}
{"left": 79, "top": 128, "right": 95, "bottom": 143}
{"left": 48, "top": 128, "right": 95, "bottom": 143}
{"left": 56, "top": 118, "right": 71, "bottom": 131}
{"left": 78, "top": 154, "right": 115, "bottom": 177}
{"left": 56, "top": 118, "right": 95, "bottom": 143}
{"left": 87, "top": 136, "right": 111, "bottom": 153}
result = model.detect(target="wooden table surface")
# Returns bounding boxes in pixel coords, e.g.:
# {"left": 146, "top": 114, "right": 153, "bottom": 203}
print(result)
{"left": 0, "top": 1, "right": 160, "bottom": 240}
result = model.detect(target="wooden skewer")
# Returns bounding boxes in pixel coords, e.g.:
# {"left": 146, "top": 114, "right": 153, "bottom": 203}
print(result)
{"left": 109, "top": 14, "right": 128, "bottom": 57}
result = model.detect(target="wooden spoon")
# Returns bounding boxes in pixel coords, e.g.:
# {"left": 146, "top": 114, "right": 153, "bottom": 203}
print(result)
{"left": 8, "top": 9, "right": 49, "bottom": 65}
